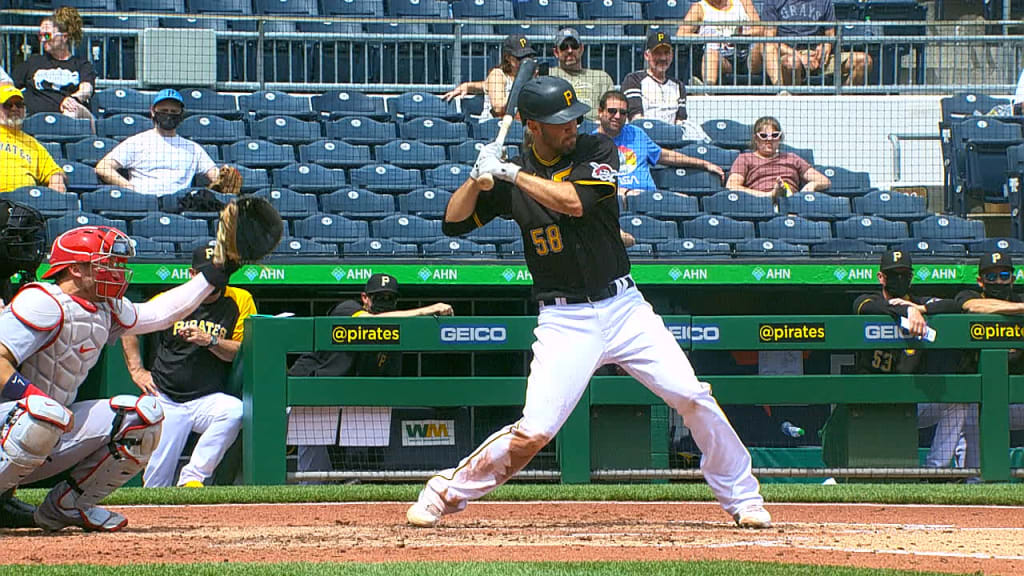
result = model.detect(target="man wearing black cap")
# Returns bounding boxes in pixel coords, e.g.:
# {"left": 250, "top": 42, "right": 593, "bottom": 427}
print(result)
{"left": 443, "top": 34, "right": 537, "bottom": 119}
{"left": 288, "top": 274, "right": 453, "bottom": 474}
{"left": 120, "top": 245, "right": 257, "bottom": 487}
{"left": 621, "top": 31, "right": 690, "bottom": 126}
{"left": 548, "top": 27, "right": 612, "bottom": 120}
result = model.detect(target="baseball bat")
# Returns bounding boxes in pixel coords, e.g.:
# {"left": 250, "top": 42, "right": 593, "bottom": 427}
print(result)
{"left": 476, "top": 57, "right": 538, "bottom": 191}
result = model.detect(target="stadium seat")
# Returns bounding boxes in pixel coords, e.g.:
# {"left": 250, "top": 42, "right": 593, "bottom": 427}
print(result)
{"left": 322, "top": 0, "right": 384, "bottom": 16}
{"left": 578, "top": 0, "right": 643, "bottom": 31}
{"left": 449, "top": 141, "right": 493, "bottom": 165}
{"left": 343, "top": 237, "right": 419, "bottom": 257}
{"left": 452, "top": 0, "right": 511, "bottom": 19}
{"left": 223, "top": 139, "right": 296, "bottom": 169}
{"left": 252, "top": 188, "right": 319, "bottom": 219}
{"left": 179, "top": 88, "right": 241, "bottom": 119}
{"left": 425, "top": 164, "right": 472, "bottom": 190}
{"left": 423, "top": 238, "right": 497, "bottom": 257}
{"left": 23, "top": 113, "right": 91, "bottom": 143}
{"left": 177, "top": 115, "right": 247, "bottom": 144}
{"left": 780, "top": 144, "right": 815, "bottom": 166}
{"left": 679, "top": 143, "right": 739, "bottom": 171}
{"left": 655, "top": 238, "right": 732, "bottom": 258}
{"left": 964, "top": 119, "right": 1024, "bottom": 202}
{"left": 65, "top": 137, "right": 118, "bottom": 166}
{"left": 7, "top": 186, "right": 79, "bottom": 217}
{"left": 817, "top": 166, "right": 871, "bottom": 192}
{"left": 295, "top": 20, "right": 364, "bottom": 34}
{"left": 619, "top": 214, "right": 678, "bottom": 243}
{"left": 95, "top": 114, "right": 148, "bottom": 140}
{"left": 473, "top": 119, "right": 525, "bottom": 146}
{"left": 93, "top": 88, "right": 150, "bottom": 117}
{"left": 400, "top": 117, "right": 471, "bottom": 145}
{"left": 312, "top": 90, "right": 388, "bottom": 120}
{"left": 466, "top": 217, "right": 519, "bottom": 244}
{"left": 59, "top": 161, "right": 100, "bottom": 191}
{"left": 159, "top": 17, "right": 228, "bottom": 31}
{"left": 652, "top": 168, "right": 724, "bottom": 195}
{"left": 853, "top": 190, "right": 928, "bottom": 220}
{"left": 293, "top": 213, "right": 368, "bottom": 243}
{"left": 701, "top": 119, "right": 751, "bottom": 150}
{"left": 235, "top": 166, "right": 271, "bottom": 192}
{"left": 188, "top": 0, "right": 252, "bottom": 13}
{"left": 758, "top": 215, "right": 833, "bottom": 245}
{"left": 940, "top": 92, "right": 1009, "bottom": 127}
{"left": 238, "top": 91, "right": 316, "bottom": 120}
{"left": 42, "top": 141, "right": 64, "bottom": 162}
{"left": 735, "top": 238, "right": 809, "bottom": 256}
{"left": 349, "top": 164, "right": 423, "bottom": 192}
{"left": 62, "top": 0, "right": 116, "bottom": 9}
{"left": 497, "top": 237, "right": 526, "bottom": 258}
{"left": 645, "top": 0, "right": 690, "bottom": 21}
{"left": 702, "top": 190, "right": 774, "bottom": 220}
{"left": 912, "top": 214, "right": 985, "bottom": 244}
{"left": 778, "top": 192, "right": 852, "bottom": 221}
{"left": 273, "top": 163, "right": 346, "bottom": 194}
{"left": 320, "top": 188, "right": 395, "bottom": 220}
{"left": 516, "top": 0, "right": 577, "bottom": 19}
{"left": 253, "top": 0, "right": 318, "bottom": 15}
{"left": 896, "top": 239, "right": 967, "bottom": 258}
{"left": 81, "top": 186, "right": 158, "bottom": 220}
{"left": 372, "top": 214, "right": 443, "bottom": 244}
{"left": 628, "top": 190, "right": 700, "bottom": 221}
{"left": 363, "top": 21, "right": 430, "bottom": 35}
{"left": 967, "top": 236, "right": 1024, "bottom": 256}
{"left": 387, "top": 0, "right": 445, "bottom": 17}
{"left": 130, "top": 213, "right": 211, "bottom": 243}
{"left": 390, "top": 92, "right": 461, "bottom": 121}
{"left": 836, "top": 216, "right": 909, "bottom": 244}
{"left": 130, "top": 236, "right": 176, "bottom": 258}
{"left": 810, "top": 238, "right": 883, "bottom": 256}
{"left": 46, "top": 213, "right": 127, "bottom": 243}
{"left": 631, "top": 119, "right": 684, "bottom": 148}
{"left": 119, "top": 0, "right": 185, "bottom": 11}
{"left": 250, "top": 116, "right": 321, "bottom": 145}
{"left": 181, "top": 237, "right": 217, "bottom": 253}
{"left": 682, "top": 214, "right": 755, "bottom": 243}
{"left": 376, "top": 141, "right": 447, "bottom": 168}
{"left": 299, "top": 140, "right": 372, "bottom": 168}
{"left": 326, "top": 116, "right": 397, "bottom": 145}
{"left": 398, "top": 188, "right": 452, "bottom": 218}
{"left": 271, "top": 238, "right": 339, "bottom": 256}
{"left": 495, "top": 23, "right": 560, "bottom": 38}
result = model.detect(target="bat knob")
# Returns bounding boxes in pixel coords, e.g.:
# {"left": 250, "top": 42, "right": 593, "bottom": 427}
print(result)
{"left": 477, "top": 173, "right": 495, "bottom": 190}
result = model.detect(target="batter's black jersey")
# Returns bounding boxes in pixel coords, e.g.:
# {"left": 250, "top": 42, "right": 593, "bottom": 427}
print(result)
{"left": 852, "top": 292, "right": 958, "bottom": 374}
{"left": 954, "top": 290, "right": 1024, "bottom": 373}
{"left": 443, "top": 133, "right": 629, "bottom": 301}
{"left": 287, "top": 300, "right": 402, "bottom": 378}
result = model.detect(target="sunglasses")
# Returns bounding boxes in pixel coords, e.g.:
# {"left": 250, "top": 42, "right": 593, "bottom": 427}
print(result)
{"left": 756, "top": 131, "right": 783, "bottom": 140}
{"left": 2, "top": 100, "right": 25, "bottom": 110}
{"left": 604, "top": 107, "right": 628, "bottom": 117}
{"left": 983, "top": 270, "right": 1013, "bottom": 282}
{"left": 38, "top": 32, "right": 65, "bottom": 41}
{"left": 558, "top": 41, "right": 581, "bottom": 51}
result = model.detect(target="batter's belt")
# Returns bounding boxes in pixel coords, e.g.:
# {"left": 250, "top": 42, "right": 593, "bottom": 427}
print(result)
{"left": 539, "top": 276, "right": 635, "bottom": 307}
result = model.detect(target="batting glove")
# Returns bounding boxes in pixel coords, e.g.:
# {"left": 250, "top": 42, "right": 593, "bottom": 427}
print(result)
{"left": 471, "top": 142, "right": 503, "bottom": 181}
{"left": 476, "top": 154, "right": 521, "bottom": 183}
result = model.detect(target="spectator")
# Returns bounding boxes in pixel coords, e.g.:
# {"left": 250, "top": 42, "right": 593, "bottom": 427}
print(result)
{"left": 96, "top": 89, "right": 220, "bottom": 196}
{"left": 677, "top": 0, "right": 764, "bottom": 86}
{"left": 12, "top": 6, "right": 95, "bottom": 121}
{"left": 443, "top": 35, "right": 537, "bottom": 119}
{"left": 621, "top": 32, "right": 690, "bottom": 125}
{"left": 852, "top": 250, "right": 966, "bottom": 468}
{"left": 0, "top": 85, "right": 67, "bottom": 193}
{"left": 287, "top": 274, "right": 453, "bottom": 474}
{"left": 548, "top": 28, "right": 613, "bottom": 120}
{"left": 121, "top": 246, "right": 256, "bottom": 488}
{"left": 760, "top": 0, "right": 872, "bottom": 86}
{"left": 726, "top": 116, "right": 829, "bottom": 201}
{"left": 0, "top": 66, "right": 12, "bottom": 86}
{"left": 595, "top": 90, "right": 723, "bottom": 202}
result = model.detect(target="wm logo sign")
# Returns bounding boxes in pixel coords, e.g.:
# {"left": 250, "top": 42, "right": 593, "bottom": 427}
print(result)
{"left": 402, "top": 420, "right": 455, "bottom": 446}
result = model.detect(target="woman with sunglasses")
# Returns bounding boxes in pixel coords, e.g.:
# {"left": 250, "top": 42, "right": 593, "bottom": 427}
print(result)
{"left": 443, "top": 35, "right": 537, "bottom": 120}
{"left": 11, "top": 7, "right": 94, "bottom": 123}
{"left": 726, "top": 116, "right": 830, "bottom": 202}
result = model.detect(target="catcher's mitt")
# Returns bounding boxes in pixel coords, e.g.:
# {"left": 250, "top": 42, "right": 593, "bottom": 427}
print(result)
{"left": 209, "top": 165, "right": 243, "bottom": 196}
{"left": 213, "top": 196, "right": 284, "bottom": 266}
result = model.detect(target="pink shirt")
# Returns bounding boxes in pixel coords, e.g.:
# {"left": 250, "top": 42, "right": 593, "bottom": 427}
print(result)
{"left": 729, "top": 152, "right": 811, "bottom": 193}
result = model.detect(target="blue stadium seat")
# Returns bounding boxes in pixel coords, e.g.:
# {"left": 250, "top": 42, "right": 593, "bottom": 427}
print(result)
{"left": 576, "top": 23, "right": 626, "bottom": 37}
{"left": 202, "top": 144, "right": 221, "bottom": 162}
{"left": 912, "top": 214, "right": 985, "bottom": 244}
{"left": 817, "top": 166, "right": 871, "bottom": 192}
{"left": 651, "top": 168, "right": 724, "bottom": 195}
{"left": 495, "top": 23, "right": 560, "bottom": 37}
{"left": 967, "top": 237, "right": 1024, "bottom": 256}
{"left": 363, "top": 22, "right": 430, "bottom": 35}
{"left": 679, "top": 143, "right": 739, "bottom": 171}
{"left": 312, "top": 90, "right": 388, "bottom": 120}
{"left": 516, "top": 0, "right": 577, "bottom": 19}
{"left": 178, "top": 115, "right": 247, "bottom": 144}
{"left": 627, "top": 190, "right": 700, "bottom": 221}
{"left": 96, "top": 114, "right": 148, "bottom": 141}
{"left": 778, "top": 192, "right": 852, "bottom": 221}
{"left": 810, "top": 238, "right": 883, "bottom": 256}
{"left": 940, "top": 92, "right": 1009, "bottom": 127}
{"left": 326, "top": 116, "right": 397, "bottom": 145}
{"left": 466, "top": 217, "right": 519, "bottom": 244}
{"left": 181, "top": 237, "right": 217, "bottom": 253}
{"left": 645, "top": 0, "right": 690, "bottom": 20}
{"left": 65, "top": 137, "right": 118, "bottom": 166}
{"left": 93, "top": 88, "right": 150, "bottom": 117}
{"left": 758, "top": 215, "right": 833, "bottom": 245}
{"left": 473, "top": 119, "right": 525, "bottom": 145}
{"left": 238, "top": 91, "right": 315, "bottom": 119}
{"left": 235, "top": 166, "right": 271, "bottom": 192}
{"left": 223, "top": 139, "right": 295, "bottom": 169}
{"left": 271, "top": 238, "right": 339, "bottom": 256}
{"left": 390, "top": 92, "right": 461, "bottom": 121}
{"left": 322, "top": 0, "right": 384, "bottom": 16}
{"left": 81, "top": 186, "right": 158, "bottom": 220}
{"left": 681, "top": 214, "right": 755, "bottom": 243}
{"left": 253, "top": 0, "right": 318, "bottom": 15}
{"left": 702, "top": 190, "right": 774, "bottom": 220}
{"left": 273, "top": 163, "right": 346, "bottom": 194}
{"left": 59, "top": 161, "right": 100, "bottom": 192}
{"left": 343, "top": 238, "right": 419, "bottom": 257}
{"left": 377, "top": 141, "right": 447, "bottom": 168}
{"left": 497, "top": 237, "right": 526, "bottom": 258}
{"left": 425, "top": 164, "right": 472, "bottom": 190}
{"left": 159, "top": 17, "right": 228, "bottom": 31}
{"left": 8, "top": 186, "right": 79, "bottom": 217}
{"left": 179, "top": 88, "right": 241, "bottom": 119}
{"left": 251, "top": 116, "right": 321, "bottom": 144}
{"left": 853, "top": 190, "right": 928, "bottom": 220}
{"left": 449, "top": 141, "right": 489, "bottom": 165}
{"left": 398, "top": 188, "right": 452, "bottom": 218}
{"left": 40, "top": 141, "right": 63, "bottom": 162}
{"left": 578, "top": 0, "right": 642, "bottom": 21}
{"left": 453, "top": 0, "right": 511, "bottom": 18}
{"left": 295, "top": 20, "right": 363, "bottom": 34}
{"left": 896, "top": 239, "right": 967, "bottom": 258}
{"left": 780, "top": 144, "right": 815, "bottom": 166}
{"left": 299, "top": 140, "right": 372, "bottom": 168}
{"left": 963, "top": 119, "right": 1024, "bottom": 202}
{"left": 423, "top": 238, "right": 497, "bottom": 257}
{"left": 655, "top": 238, "right": 732, "bottom": 258}
{"left": 701, "top": 119, "right": 751, "bottom": 150}
{"left": 836, "top": 216, "right": 909, "bottom": 244}
{"left": 293, "top": 213, "right": 368, "bottom": 243}
{"left": 619, "top": 214, "right": 678, "bottom": 243}
{"left": 188, "top": 0, "right": 252, "bottom": 13}
{"left": 130, "top": 214, "right": 209, "bottom": 243}
{"left": 119, "top": 0, "right": 185, "bottom": 11}
{"left": 631, "top": 119, "right": 684, "bottom": 148}
{"left": 735, "top": 238, "right": 809, "bottom": 256}
{"left": 131, "top": 236, "right": 176, "bottom": 258}
{"left": 400, "top": 118, "right": 471, "bottom": 145}
{"left": 349, "top": 164, "right": 423, "bottom": 192}
{"left": 252, "top": 188, "right": 319, "bottom": 219}
{"left": 23, "top": 113, "right": 91, "bottom": 143}
{"left": 46, "top": 213, "right": 127, "bottom": 243}
{"left": 62, "top": 0, "right": 116, "bottom": 9}
{"left": 387, "top": 0, "right": 445, "bottom": 17}
{"left": 320, "top": 188, "right": 395, "bottom": 219}
{"left": 372, "top": 214, "right": 443, "bottom": 244}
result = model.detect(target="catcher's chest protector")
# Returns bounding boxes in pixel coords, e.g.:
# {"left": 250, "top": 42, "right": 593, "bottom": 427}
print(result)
{"left": 17, "top": 284, "right": 112, "bottom": 407}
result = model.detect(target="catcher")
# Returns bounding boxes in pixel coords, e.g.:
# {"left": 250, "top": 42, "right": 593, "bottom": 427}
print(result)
{"left": 95, "top": 88, "right": 244, "bottom": 197}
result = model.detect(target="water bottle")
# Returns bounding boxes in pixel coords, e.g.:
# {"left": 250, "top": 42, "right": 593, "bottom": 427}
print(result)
{"left": 781, "top": 421, "right": 805, "bottom": 438}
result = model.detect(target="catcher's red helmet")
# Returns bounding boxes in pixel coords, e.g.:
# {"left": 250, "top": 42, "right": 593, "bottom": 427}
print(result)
{"left": 42, "top": 226, "right": 135, "bottom": 300}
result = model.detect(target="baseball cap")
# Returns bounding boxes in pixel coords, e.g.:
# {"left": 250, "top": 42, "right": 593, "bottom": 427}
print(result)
{"left": 503, "top": 34, "right": 537, "bottom": 59}
{"left": 152, "top": 88, "right": 184, "bottom": 107}
{"left": 0, "top": 85, "right": 24, "bottom": 105}
{"left": 554, "top": 27, "right": 581, "bottom": 47}
{"left": 191, "top": 244, "right": 215, "bottom": 268}
{"left": 365, "top": 273, "right": 399, "bottom": 295}
{"left": 979, "top": 251, "right": 1014, "bottom": 273}
{"left": 879, "top": 249, "right": 912, "bottom": 272}
{"left": 646, "top": 30, "right": 672, "bottom": 51}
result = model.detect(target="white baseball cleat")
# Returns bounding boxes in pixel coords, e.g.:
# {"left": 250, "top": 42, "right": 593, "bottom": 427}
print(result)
{"left": 406, "top": 502, "right": 443, "bottom": 528}
{"left": 34, "top": 483, "right": 128, "bottom": 533}
{"left": 733, "top": 504, "right": 772, "bottom": 529}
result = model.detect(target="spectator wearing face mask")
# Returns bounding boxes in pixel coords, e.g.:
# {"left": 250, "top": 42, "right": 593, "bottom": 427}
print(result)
{"left": 95, "top": 89, "right": 220, "bottom": 196}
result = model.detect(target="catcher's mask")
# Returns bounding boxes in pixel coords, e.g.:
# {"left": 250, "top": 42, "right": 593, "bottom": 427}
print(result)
{"left": 0, "top": 199, "right": 47, "bottom": 281}
{"left": 43, "top": 226, "right": 135, "bottom": 301}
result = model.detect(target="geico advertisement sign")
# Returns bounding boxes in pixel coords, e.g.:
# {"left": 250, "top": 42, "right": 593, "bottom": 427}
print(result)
{"left": 863, "top": 322, "right": 914, "bottom": 342}
{"left": 666, "top": 324, "right": 721, "bottom": 342}
{"left": 439, "top": 325, "right": 508, "bottom": 343}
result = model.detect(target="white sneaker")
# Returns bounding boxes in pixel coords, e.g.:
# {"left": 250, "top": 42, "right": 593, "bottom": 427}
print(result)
{"left": 34, "top": 483, "right": 127, "bottom": 533}
{"left": 406, "top": 501, "right": 443, "bottom": 528}
{"left": 733, "top": 504, "right": 772, "bottom": 529}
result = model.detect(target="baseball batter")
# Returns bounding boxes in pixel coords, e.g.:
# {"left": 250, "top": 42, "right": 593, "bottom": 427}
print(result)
{"left": 0, "top": 225, "right": 236, "bottom": 531}
{"left": 407, "top": 76, "right": 770, "bottom": 529}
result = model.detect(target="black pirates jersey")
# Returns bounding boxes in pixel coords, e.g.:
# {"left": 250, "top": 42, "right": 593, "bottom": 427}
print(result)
{"left": 443, "top": 133, "right": 630, "bottom": 301}
{"left": 852, "top": 292, "right": 958, "bottom": 374}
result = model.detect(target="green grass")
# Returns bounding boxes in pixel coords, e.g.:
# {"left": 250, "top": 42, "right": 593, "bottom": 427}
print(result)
{"left": 0, "top": 562, "right": 957, "bottom": 576}
{"left": 11, "top": 482, "right": 1024, "bottom": 507}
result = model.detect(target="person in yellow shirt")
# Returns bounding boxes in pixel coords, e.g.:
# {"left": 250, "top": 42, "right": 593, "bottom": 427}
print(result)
{"left": 0, "top": 85, "right": 66, "bottom": 193}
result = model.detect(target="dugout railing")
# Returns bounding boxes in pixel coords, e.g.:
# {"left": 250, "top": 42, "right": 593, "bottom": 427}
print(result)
{"left": 239, "top": 313, "right": 1024, "bottom": 485}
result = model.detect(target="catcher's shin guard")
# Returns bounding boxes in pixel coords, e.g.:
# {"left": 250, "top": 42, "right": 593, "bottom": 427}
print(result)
{"left": 0, "top": 396, "right": 73, "bottom": 494}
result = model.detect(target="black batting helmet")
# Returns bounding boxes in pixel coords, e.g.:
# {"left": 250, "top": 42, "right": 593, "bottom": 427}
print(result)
{"left": 518, "top": 76, "right": 591, "bottom": 125}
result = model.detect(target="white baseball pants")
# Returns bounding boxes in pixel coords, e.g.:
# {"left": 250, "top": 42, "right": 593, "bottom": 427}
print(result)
{"left": 917, "top": 403, "right": 970, "bottom": 468}
{"left": 416, "top": 282, "right": 763, "bottom": 518}
{"left": 143, "top": 392, "right": 242, "bottom": 487}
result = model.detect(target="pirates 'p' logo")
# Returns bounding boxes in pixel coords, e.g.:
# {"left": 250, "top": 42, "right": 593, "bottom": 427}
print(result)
{"left": 563, "top": 90, "right": 574, "bottom": 107}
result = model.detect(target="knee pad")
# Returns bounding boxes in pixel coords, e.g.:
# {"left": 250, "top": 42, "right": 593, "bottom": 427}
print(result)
{"left": 0, "top": 396, "right": 72, "bottom": 487}
{"left": 108, "top": 395, "right": 163, "bottom": 464}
